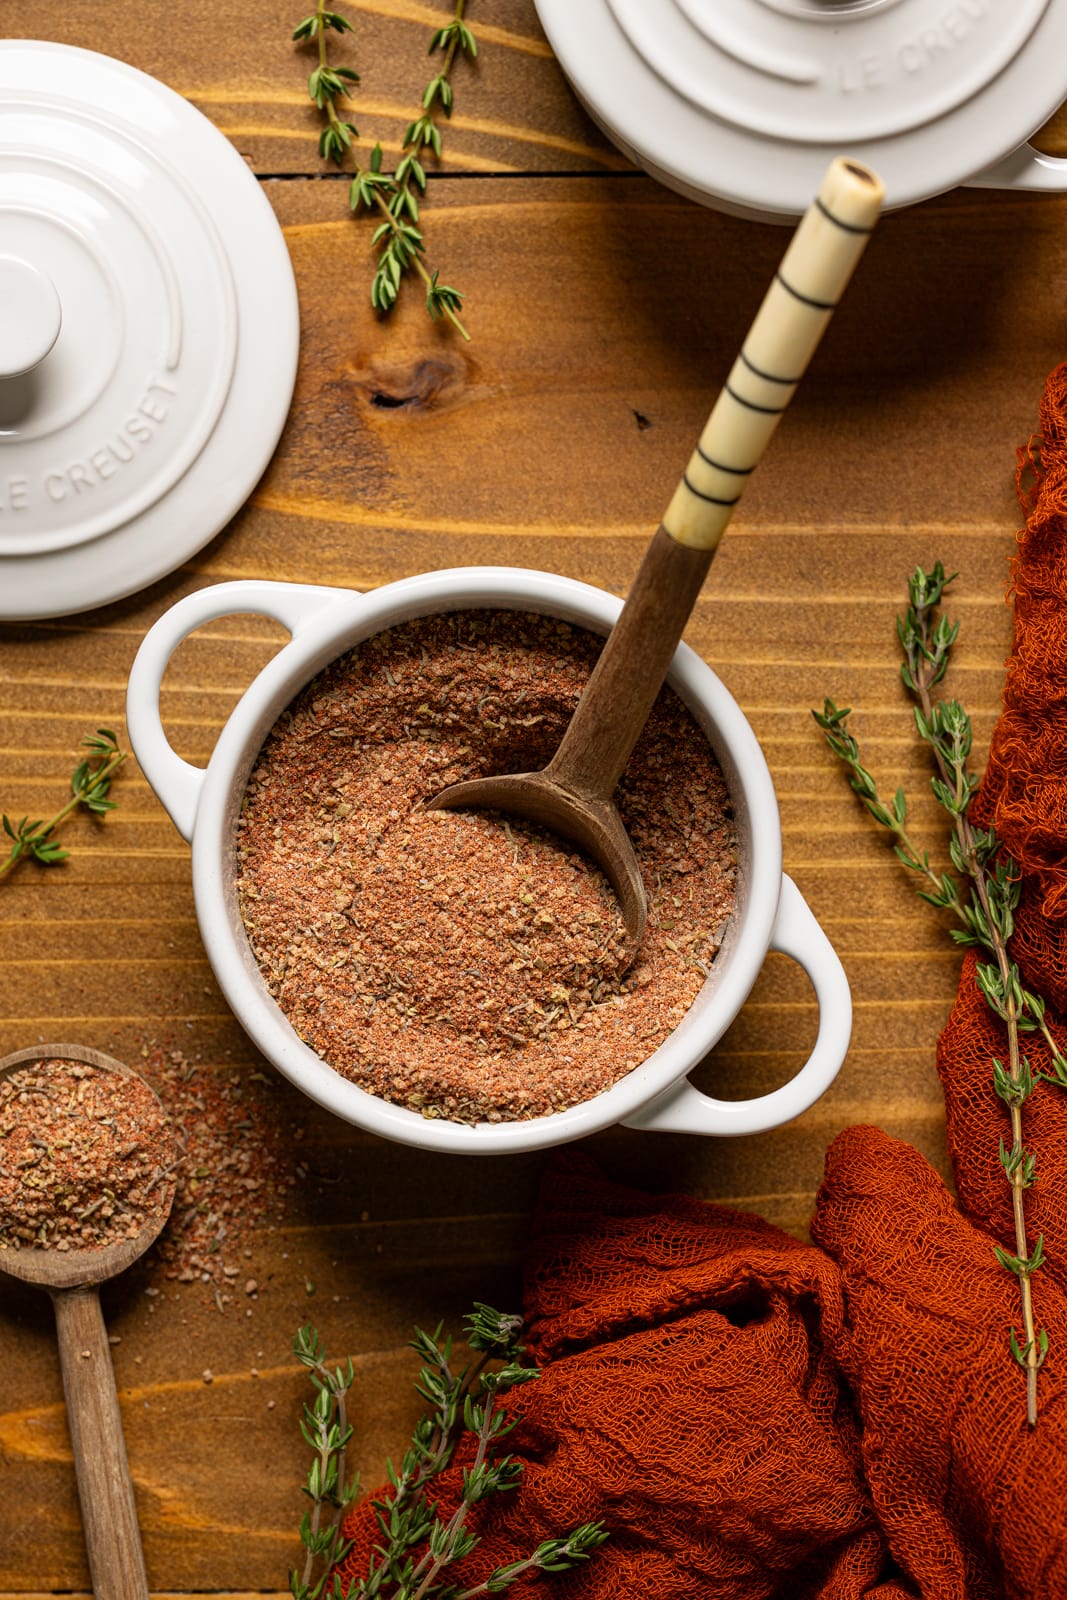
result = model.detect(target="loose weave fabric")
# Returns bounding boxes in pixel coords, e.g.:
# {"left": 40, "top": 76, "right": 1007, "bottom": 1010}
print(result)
{"left": 340, "top": 363, "right": 1067, "bottom": 1599}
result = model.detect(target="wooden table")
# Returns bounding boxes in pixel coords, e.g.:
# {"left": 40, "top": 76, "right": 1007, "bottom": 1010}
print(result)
{"left": 1, "top": 4, "right": 1065, "bottom": 1593}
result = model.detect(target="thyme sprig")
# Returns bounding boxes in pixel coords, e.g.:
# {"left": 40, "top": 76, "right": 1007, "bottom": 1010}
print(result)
{"left": 357, "top": 2, "right": 474, "bottom": 334}
{"left": 292, "top": 1325, "right": 360, "bottom": 1600}
{"left": 814, "top": 563, "right": 1064, "bottom": 1427}
{"left": 292, "top": 0, "right": 473, "bottom": 338}
{"left": 1, "top": 728, "right": 127, "bottom": 881}
{"left": 291, "top": 1306, "right": 608, "bottom": 1600}
{"left": 292, "top": 1, "right": 360, "bottom": 163}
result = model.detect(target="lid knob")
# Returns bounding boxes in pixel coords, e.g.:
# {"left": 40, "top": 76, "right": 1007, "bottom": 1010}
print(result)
{"left": 0, "top": 256, "right": 62, "bottom": 379}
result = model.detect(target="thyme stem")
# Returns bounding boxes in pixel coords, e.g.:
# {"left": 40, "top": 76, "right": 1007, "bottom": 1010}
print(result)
{"left": 440, "top": 0, "right": 469, "bottom": 78}
{"left": 814, "top": 563, "right": 1055, "bottom": 1426}
{"left": 294, "top": 0, "right": 474, "bottom": 334}
{"left": 406, "top": 1396, "right": 498, "bottom": 1600}
{"left": 341, "top": 1304, "right": 606, "bottom": 1599}
{"left": 305, "top": 1376, "right": 352, "bottom": 1593}
{"left": 316, "top": 0, "right": 349, "bottom": 150}
{"left": 1, "top": 730, "right": 127, "bottom": 880}
{"left": 908, "top": 606, "right": 1041, "bottom": 1425}
{"left": 291, "top": 1326, "right": 358, "bottom": 1600}
{"left": 368, "top": 187, "right": 470, "bottom": 341}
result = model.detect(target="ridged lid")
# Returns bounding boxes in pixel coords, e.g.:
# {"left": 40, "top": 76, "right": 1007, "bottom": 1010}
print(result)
{"left": 0, "top": 43, "right": 299, "bottom": 620}
{"left": 536, "top": 0, "right": 1067, "bottom": 218}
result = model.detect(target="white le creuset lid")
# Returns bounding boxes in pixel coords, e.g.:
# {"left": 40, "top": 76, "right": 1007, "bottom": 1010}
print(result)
{"left": 535, "top": 0, "right": 1067, "bottom": 220}
{"left": 0, "top": 42, "right": 299, "bottom": 621}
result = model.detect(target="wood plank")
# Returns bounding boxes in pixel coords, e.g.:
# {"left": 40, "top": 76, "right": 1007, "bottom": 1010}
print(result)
{"left": 189, "top": 180, "right": 1067, "bottom": 593}
{"left": 0, "top": 0, "right": 623, "bottom": 177}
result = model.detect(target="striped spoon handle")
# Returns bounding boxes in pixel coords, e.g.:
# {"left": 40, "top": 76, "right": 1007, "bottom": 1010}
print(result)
{"left": 546, "top": 157, "right": 884, "bottom": 802}
{"left": 663, "top": 156, "right": 885, "bottom": 552}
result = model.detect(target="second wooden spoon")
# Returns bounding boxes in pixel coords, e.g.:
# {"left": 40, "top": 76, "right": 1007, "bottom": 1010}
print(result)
{"left": 0, "top": 1044, "right": 177, "bottom": 1600}
{"left": 426, "top": 156, "right": 885, "bottom": 964}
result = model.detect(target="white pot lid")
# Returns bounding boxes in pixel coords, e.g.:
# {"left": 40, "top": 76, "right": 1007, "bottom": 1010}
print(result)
{"left": 0, "top": 42, "right": 299, "bottom": 621}
{"left": 535, "top": 0, "right": 1067, "bottom": 218}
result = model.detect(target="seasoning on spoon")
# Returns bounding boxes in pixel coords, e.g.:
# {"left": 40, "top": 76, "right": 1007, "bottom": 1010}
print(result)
{"left": 0, "top": 1055, "right": 175, "bottom": 1253}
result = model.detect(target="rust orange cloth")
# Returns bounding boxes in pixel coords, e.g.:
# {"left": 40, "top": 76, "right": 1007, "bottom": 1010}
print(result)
{"left": 340, "top": 364, "right": 1067, "bottom": 1598}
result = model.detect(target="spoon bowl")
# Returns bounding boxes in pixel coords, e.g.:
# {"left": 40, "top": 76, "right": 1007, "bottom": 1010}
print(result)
{"left": 424, "top": 769, "right": 647, "bottom": 960}
{"left": 0, "top": 1043, "right": 176, "bottom": 1600}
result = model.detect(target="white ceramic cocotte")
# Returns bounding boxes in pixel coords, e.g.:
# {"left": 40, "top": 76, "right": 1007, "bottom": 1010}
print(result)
{"left": 534, "top": 0, "right": 1067, "bottom": 221}
{"left": 126, "top": 569, "right": 852, "bottom": 1155}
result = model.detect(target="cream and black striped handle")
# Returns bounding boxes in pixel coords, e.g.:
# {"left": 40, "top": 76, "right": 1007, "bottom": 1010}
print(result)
{"left": 546, "top": 157, "right": 885, "bottom": 801}
{"left": 663, "top": 157, "right": 884, "bottom": 550}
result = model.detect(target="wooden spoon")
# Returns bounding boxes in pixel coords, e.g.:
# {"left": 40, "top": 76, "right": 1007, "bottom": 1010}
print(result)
{"left": 0, "top": 1043, "right": 178, "bottom": 1600}
{"left": 426, "top": 157, "right": 885, "bottom": 964}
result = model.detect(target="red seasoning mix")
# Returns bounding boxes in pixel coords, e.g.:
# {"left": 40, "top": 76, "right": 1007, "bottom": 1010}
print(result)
{"left": 236, "top": 611, "right": 738, "bottom": 1123}
{"left": 140, "top": 1043, "right": 293, "bottom": 1291}
{"left": 0, "top": 1058, "right": 174, "bottom": 1252}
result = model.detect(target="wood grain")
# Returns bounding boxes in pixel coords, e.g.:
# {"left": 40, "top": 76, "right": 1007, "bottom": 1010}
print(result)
{"left": 0, "top": 0, "right": 625, "bottom": 177}
{"left": 3, "top": 0, "right": 1067, "bottom": 1590}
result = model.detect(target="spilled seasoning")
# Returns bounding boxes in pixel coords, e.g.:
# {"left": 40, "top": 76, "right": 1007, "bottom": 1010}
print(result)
{"left": 236, "top": 611, "right": 738, "bottom": 1123}
{"left": 139, "top": 1044, "right": 292, "bottom": 1290}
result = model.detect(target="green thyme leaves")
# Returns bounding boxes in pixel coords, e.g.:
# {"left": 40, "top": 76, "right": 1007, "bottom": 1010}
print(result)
{"left": 1, "top": 727, "right": 127, "bottom": 881}
{"left": 290, "top": 1309, "right": 607, "bottom": 1599}
{"left": 294, "top": 0, "right": 475, "bottom": 338}
{"left": 291, "top": 1324, "right": 359, "bottom": 1600}
{"left": 815, "top": 563, "right": 1063, "bottom": 1427}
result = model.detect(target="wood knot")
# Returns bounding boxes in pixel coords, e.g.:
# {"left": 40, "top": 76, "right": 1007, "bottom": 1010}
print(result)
{"left": 353, "top": 354, "right": 467, "bottom": 414}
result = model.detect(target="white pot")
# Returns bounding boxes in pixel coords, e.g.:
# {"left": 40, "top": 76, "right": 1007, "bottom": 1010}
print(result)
{"left": 535, "top": 0, "right": 1067, "bottom": 221}
{"left": 126, "top": 570, "right": 851, "bottom": 1155}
